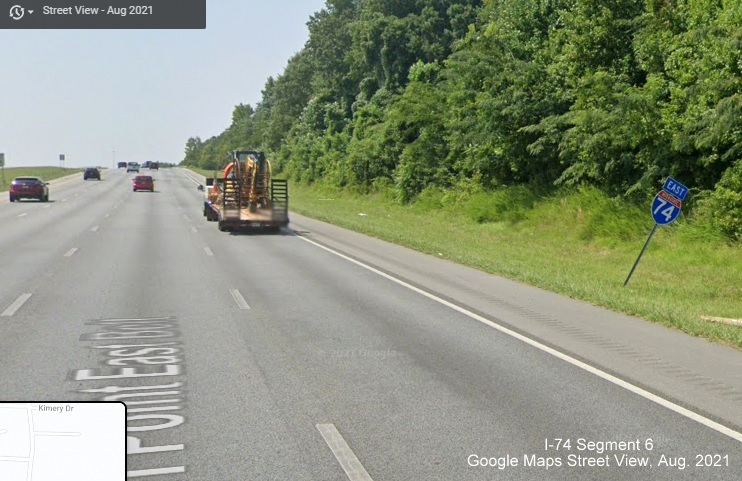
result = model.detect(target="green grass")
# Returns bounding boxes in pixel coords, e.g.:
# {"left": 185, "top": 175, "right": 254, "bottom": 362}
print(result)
{"left": 284, "top": 182, "right": 742, "bottom": 349}
{"left": 186, "top": 167, "right": 215, "bottom": 179}
{"left": 0, "top": 166, "right": 83, "bottom": 192}
{"left": 185, "top": 166, "right": 288, "bottom": 181}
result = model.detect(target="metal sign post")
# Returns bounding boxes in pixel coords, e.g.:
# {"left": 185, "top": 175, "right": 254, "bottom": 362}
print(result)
{"left": 623, "top": 224, "right": 659, "bottom": 287}
{"left": 0, "top": 153, "right": 5, "bottom": 185}
{"left": 624, "top": 177, "right": 688, "bottom": 287}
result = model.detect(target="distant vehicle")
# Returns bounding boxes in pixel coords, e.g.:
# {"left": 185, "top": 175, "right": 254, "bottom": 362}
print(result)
{"left": 149, "top": 162, "right": 159, "bottom": 170}
{"left": 142, "top": 161, "right": 151, "bottom": 168}
{"left": 9, "top": 177, "right": 49, "bottom": 202}
{"left": 117, "top": 162, "right": 127, "bottom": 168}
{"left": 133, "top": 175, "right": 154, "bottom": 192}
{"left": 127, "top": 162, "right": 140, "bottom": 173}
{"left": 83, "top": 167, "right": 101, "bottom": 180}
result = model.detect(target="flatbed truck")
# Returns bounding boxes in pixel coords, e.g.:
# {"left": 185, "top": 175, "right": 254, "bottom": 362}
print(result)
{"left": 202, "top": 150, "right": 288, "bottom": 232}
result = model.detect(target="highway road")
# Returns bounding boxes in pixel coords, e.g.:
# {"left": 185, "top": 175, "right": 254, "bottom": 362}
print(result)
{"left": 0, "top": 167, "right": 739, "bottom": 480}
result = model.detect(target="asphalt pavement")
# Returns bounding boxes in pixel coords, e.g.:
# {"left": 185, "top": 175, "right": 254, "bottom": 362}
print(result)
{"left": 0, "top": 167, "right": 739, "bottom": 480}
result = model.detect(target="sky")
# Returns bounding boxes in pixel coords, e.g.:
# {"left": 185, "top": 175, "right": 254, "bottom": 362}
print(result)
{"left": 0, "top": 0, "right": 328, "bottom": 167}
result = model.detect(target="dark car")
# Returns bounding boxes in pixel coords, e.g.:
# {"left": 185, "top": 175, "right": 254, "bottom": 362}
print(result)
{"left": 9, "top": 177, "right": 49, "bottom": 202}
{"left": 149, "top": 162, "right": 159, "bottom": 170}
{"left": 133, "top": 175, "right": 154, "bottom": 192}
{"left": 117, "top": 162, "right": 127, "bottom": 168}
{"left": 84, "top": 167, "right": 101, "bottom": 180}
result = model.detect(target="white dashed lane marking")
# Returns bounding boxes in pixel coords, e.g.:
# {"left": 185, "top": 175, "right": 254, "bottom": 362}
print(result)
{"left": 229, "top": 289, "right": 250, "bottom": 310}
{"left": 1, "top": 293, "right": 33, "bottom": 317}
{"left": 317, "top": 423, "right": 374, "bottom": 481}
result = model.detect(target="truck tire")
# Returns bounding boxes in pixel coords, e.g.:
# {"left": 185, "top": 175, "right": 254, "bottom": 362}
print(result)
{"left": 9, "top": 195, "right": 14, "bottom": 202}
{"left": 218, "top": 221, "right": 228, "bottom": 232}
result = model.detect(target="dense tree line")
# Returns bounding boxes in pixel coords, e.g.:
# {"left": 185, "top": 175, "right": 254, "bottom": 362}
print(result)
{"left": 181, "top": 0, "right": 742, "bottom": 239}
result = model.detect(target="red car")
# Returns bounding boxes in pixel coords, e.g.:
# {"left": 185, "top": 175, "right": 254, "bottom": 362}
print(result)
{"left": 132, "top": 175, "right": 154, "bottom": 192}
{"left": 9, "top": 177, "right": 49, "bottom": 202}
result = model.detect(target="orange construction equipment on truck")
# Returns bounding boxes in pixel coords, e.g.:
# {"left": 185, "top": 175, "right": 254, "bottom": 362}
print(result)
{"left": 201, "top": 150, "right": 288, "bottom": 232}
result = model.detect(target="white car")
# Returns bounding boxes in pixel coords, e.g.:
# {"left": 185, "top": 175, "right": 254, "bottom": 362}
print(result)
{"left": 127, "top": 162, "right": 140, "bottom": 173}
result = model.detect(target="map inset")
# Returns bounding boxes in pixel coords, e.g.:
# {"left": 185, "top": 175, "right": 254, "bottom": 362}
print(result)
{"left": 0, "top": 402, "right": 124, "bottom": 481}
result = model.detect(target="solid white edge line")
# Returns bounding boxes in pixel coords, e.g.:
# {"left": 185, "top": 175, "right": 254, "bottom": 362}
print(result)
{"left": 179, "top": 170, "right": 203, "bottom": 186}
{"left": 317, "top": 424, "right": 374, "bottom": 481}
{"left": 204, "top": 247, "right": 214, "bottom": 257}
{"left": 1, "top": 293, "right": 32, "bottom": 317}
{"left": 229, "top": 289, "right": 251, "bottom": 310}
{"left": 17, "top": 213, "right": 27, "bottom": 217}
{"left": 63, "top": 248, "right": 78, "bottom": 257}
{"left": 297, "top": 235, "right": 742, "bottom": 443}
{"left": 91, "top": 226, "right": 99, "bottom": 232}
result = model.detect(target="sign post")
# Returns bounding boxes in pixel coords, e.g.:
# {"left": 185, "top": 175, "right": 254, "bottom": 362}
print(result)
{"left": 624, "top": 177, "right": 688, "bottom": 287}
{"left": 0, "top": 153, "right": 5, "bottom": 185}
{"left": 59, "top": 154, "right": 65, "bottom": 168}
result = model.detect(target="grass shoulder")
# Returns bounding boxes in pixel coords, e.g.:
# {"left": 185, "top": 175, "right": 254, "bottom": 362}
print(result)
{"left": 1, "top": 166, "right": 84, "bottom": 192}
{"left": 185, "top": 166, "right": 213, "bottom": 178}
{"left": 288, "top": 182, "right": 742, "bottom": 349}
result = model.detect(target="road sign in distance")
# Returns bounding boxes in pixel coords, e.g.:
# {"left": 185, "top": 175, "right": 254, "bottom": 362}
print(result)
{"left": 663, "top": 177, "right": 688, "bottom": 201}
{"left": 652, "top": 190, "right": 682, "bottom": 225}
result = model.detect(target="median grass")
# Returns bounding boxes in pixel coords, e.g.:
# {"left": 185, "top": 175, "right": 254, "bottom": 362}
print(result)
{"left": 285, "top": 182, "right": 742, "bottom": 349}
{"left": 0, "top": 166, "right": 83, "bottom": 192}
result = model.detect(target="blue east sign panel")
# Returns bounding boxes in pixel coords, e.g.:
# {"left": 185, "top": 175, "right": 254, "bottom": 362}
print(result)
{"left": 663, "top": 177, "right": 688, "bottom": 201}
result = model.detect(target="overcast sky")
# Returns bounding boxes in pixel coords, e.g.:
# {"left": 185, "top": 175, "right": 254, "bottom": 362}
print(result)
{"left": 0, "top": 0, "right": 327, "bottom": 167}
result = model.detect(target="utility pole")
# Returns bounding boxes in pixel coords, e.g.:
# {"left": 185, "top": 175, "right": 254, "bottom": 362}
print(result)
{"left": 112, "top": 149, "right": 116, "bottom": 169}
